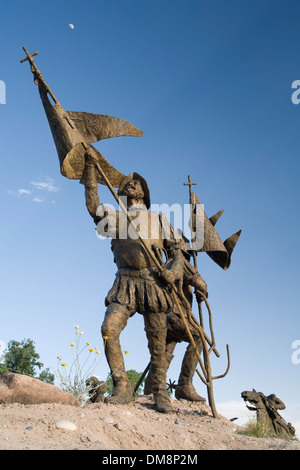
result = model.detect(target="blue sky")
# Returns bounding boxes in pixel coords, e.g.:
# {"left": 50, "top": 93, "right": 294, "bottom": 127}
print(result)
{"left": 1, "top": 0, "right": 300, "bottom": 435}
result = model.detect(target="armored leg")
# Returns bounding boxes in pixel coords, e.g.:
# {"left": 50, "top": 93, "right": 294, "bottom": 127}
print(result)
{"left": 101, "top": 302, "right": 134, "bottom": 404}
{"left": 144, "top": 313, "right": 173, "bottom": 413}
{"left": 144, "top": 340, "right": 176, "bottom": 395}
{"left": 162, "top": 312, "right": 206, "bottom": 402}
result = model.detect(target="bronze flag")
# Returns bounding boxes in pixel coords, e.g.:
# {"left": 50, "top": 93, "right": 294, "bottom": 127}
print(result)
{"left": 190, "top": 193, "right": 241, "bottom": 270}
{"left": 20, "top": 46, "right": 143, "bottom": 188}
{"left": 38, "top": 82, "right": 143, "bottom": 187}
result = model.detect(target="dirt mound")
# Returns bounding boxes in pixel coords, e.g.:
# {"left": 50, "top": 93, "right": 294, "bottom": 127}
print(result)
{"left": 0, "top": 395, "right": 299, "bottom": 451}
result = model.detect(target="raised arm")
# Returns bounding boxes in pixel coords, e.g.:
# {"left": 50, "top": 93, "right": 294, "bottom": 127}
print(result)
{"left": 80, "top": 150, "right": 100, "bottom": 224}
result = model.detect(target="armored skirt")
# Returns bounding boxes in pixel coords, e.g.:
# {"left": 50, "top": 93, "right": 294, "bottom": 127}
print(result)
{"left": 105, "top": 267, "right": 174, "bottom": 315}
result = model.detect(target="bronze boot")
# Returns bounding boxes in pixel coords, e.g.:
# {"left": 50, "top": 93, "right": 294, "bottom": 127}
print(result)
{"left": 154, "top": 388, "right": 173, "bottom": 413}
{"left": 104, "top": 372, "right": 134, "bottom": 405}
{"left": 144, "top": 367, "right": 173, "bottom": 412}
{"left": 144, "top": 342, "right": 175, "bottom": 395}
{"left": 175, "top": 343, "right": 206, "bottom": 402}
{"left": 175, "top": 384, "right": 206, "bottom": 402}
{"left": 144, "top": 313, "right": 173, "bottom": 413}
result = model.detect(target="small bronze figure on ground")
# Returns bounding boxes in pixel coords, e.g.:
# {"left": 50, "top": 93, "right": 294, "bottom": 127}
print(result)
{"left": 241, "top": 390, "right": 295, "bottom": 438}
{"left": 86, "top": 376, "right": 108, "bottom": 403}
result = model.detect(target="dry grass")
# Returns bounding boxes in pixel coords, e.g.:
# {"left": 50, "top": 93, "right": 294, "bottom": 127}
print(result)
{"left": 238, "top": 418, "right": 273, "bottom": 438}
{"left": 238, "top": 417, "right": 297, "bottom": 441}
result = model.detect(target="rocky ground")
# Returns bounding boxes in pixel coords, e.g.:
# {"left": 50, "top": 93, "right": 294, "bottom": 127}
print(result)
{"left": 0, "top": 395, "right": 299, "bottom": 451}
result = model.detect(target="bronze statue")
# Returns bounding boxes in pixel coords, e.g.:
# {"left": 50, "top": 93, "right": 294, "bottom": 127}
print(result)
{"left": 80, "top": 152, "right": 208, "bottom": 412}
{"left": 21, "top": 47, "right": 240, "bottom": 417}
{"left": 241, "top": 390, "right": 295, "bottom": 438}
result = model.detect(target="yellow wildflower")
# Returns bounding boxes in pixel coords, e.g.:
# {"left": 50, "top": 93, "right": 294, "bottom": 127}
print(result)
{"left": 124, "top": 350, "right": 129, "bottom": 354}
{"left": 86, "top": 342, "right": 91, "bottom": 346}
{"left": 102, "top": 336, "right": 108, "bottom": 340}
{"left": 96, "top": 350, "right": 100, "bottom": 355}
{"left": 61, "top": 363, "right": 67, "bottom": 367}
{"left": 57, "top": 356, "right": 61, "bottom": 360}
{"left": 78, "top": 330, "right": 84, "bottom": 335}
{"left": 70, "top": 343, "right": 75, "bottom": 347}
{"left": 88, "top": 348, "right": 94, "bottom": 352}
{"left": 74, "top": 325, "right": 79, "bottom": 329}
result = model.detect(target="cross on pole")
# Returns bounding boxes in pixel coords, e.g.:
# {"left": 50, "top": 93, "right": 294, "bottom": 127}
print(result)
{"left": 20, "top": 46, "right": 59, "bottom": 104}
{"left": 184, "top": 174, "right": 198, "bottom": 267}
{"left": 184, "top": 174, "right": 197, "bottom": 206}
{"left": 20, "top": 47, "right": 39, "bottom": 64}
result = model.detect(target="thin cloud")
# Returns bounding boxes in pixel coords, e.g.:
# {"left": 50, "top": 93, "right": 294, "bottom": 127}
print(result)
{"left": 7, "top": 189, "right": 32, "bottom": 198}
{"left": 17, "top": 189, "right": 32, "bottom": 197}
{"left": 33, "top": 197, "right": 45, "bottom": 203}
{"left": 30, "top": 179, "right": 59, "bottom": 192}
{"left": 9, "top": 177, "right": 60, "bottom": 203}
